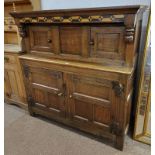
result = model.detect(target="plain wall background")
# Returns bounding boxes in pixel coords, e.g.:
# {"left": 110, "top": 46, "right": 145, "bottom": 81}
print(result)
{"left": 41, "top": 0, "right": 150, "bottom": 10}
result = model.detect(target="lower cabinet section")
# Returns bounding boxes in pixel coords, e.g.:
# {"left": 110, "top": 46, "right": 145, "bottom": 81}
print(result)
{"left": 21, "top": 59, "right": 132, "bottom": 150}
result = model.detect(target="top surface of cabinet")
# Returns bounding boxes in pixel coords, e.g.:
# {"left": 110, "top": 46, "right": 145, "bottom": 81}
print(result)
{"left": 10, "top": 5, "right": 145, "bottom": 17}
{"left": 11, "top": 6, "right": 146, "bottom": 67}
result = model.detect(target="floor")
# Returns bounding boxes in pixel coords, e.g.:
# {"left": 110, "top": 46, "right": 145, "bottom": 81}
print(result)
{"left": 4, "top": 103, "right": 151, "bottom": 155}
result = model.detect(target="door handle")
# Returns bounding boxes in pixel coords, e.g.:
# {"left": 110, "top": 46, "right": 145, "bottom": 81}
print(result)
{"left": 89, "top": 40, "right": 94, "bottom": 45}
{"left": 47, "top": 39, "right": 52, "bottom": 43}
{"left": 57, "top": 92, "right": 63, "bottom": 97}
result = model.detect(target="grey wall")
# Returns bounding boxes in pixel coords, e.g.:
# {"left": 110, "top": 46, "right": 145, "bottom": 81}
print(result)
{"left": 41, "top": 0, "right": 150, "bottom": 10}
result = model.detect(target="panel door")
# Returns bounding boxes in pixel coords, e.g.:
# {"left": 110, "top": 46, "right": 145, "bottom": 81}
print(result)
{"left": 4, "top": 67, "right": 21, "bottom": 102}
{"left": 4, "top": 69, "right": 11, "bottom": 99}
{"left": 59, "top": 26, "right": 90, "bottom": 57}
{"left": 24, "top": 66, "right": 66, "bottom": 117}
{"left": 90, "top": 27, "right": 125, "bottom": 60}
{"left": 29, "top": 26, "right": 60, "bottom": 53}
{"left": 67, "top": 74, "right": 120, "bottom": 131}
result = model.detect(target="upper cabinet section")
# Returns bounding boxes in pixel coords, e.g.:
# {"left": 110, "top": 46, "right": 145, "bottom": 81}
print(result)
{"left": 11, "top": 6, "right": 146, "bottom": 67}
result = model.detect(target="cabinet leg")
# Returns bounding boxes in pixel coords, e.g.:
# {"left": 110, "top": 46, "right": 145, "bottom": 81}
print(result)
{"left": 115, "top": 135, "right": 124, "bottom": 151}
{"left": 28, "top": 106, "right": 36, "bottom": 117}
{"left": 29, "top": 110, "right": 36, "bottom": 117}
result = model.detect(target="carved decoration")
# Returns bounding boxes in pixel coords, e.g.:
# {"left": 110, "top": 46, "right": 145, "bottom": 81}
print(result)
{"left": 124, "top": 28, "right": 135, "bottom": 43}
{"left": 112, "top": 81, "right": 124, "bottom": 97}
{"left": 19, "top": 14, "right": 125, "bottom": 24}
{"left": 18, "top": 24, "right": 27, "bottom": 37}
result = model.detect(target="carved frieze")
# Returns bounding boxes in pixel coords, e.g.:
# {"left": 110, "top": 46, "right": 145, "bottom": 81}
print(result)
{"left": 18, "top": 14, "right": 125, "bottom": 24}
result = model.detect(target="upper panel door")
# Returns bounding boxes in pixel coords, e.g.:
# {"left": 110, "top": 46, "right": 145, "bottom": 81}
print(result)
{"left": 29, "top": 26, "right": 60, "bottom": 53}
{"left": 59, "top": 26, "right": 90, "bottom": 57}
{"left": 90, "top": 27, "right": 125, "bottom": 61}
{"left": 67, "top": 74, "right": 121, "bottom": 133}
{"left": 24, "top": 66, "right": 66, "bottom": 117}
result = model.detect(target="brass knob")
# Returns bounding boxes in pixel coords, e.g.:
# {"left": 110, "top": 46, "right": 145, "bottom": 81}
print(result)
{"left": 57, "top": 92, "right": 63, "bottom": 96}
{"left": 69, "top": 95, "right": 72, "bottom": 98}
{"left": 47, "top": 39, "right": 52, "bottom": 43}
{"left": 89, "top": 40, "right": 94, "bottom": 45}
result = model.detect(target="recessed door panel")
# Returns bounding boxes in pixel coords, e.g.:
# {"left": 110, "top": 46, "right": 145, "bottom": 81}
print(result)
{"left": 67, "top": 74, "right": 116, "bottom": 129}
{"left": 60, "top": 26, "right": 90, "bottom": 57}
{"left": 24, "top": 66, "right": 65, "bottom": 116}
{"left": 29, "top": 26, "right": 60, "bottom": 53}
{"left": 4, "top": 67, "right": 21, "bottom": 102}
{"left": 91, "top": 27, "right": 125, "bottom": 60}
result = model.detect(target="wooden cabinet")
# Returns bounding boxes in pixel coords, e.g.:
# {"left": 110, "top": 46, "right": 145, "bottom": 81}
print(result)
{"left": 4, "top": 51, "right": 27, "bottom": 109}
{"left": 11, "top": 6, "right": 146, "bottom": 150}
{"left": 4, "top": 0, "right": 34, "bottom": 108}
{"left": 20, "top": 56, "right": 133, "bottom": 150}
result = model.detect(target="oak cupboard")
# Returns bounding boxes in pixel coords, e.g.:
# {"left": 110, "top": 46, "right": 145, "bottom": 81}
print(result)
{"left": 11, "top": 6, "right": 146, "bottom": 150}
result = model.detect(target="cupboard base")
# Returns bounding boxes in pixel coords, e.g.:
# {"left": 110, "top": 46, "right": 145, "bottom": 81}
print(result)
{"left": 5, "top": 97, "right": 28, "bottom": 110}
{"left": 29, "top": 105, "right": 124, "bottom": 150}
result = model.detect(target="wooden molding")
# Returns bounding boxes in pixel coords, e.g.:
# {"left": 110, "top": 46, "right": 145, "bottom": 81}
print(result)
{"left": 125, "top": 28, "right": 135, "bottom": 43}
{"left": 18, "top": 24, "right": 27, "bottom": 37}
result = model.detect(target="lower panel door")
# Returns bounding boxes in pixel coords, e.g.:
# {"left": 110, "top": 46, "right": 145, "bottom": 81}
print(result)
{"left": 67, "top": 74, "right": 120, "bottom": 134}
{"left": 4, "top": 65, "right": 22, "bottom": 102}
{"left": 24, "top": 65, "right": 66, "bottom": 117}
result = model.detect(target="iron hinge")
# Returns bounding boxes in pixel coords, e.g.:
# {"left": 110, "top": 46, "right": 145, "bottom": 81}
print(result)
{"left": 110, "top": 122, "right": 124, "bottom": 136}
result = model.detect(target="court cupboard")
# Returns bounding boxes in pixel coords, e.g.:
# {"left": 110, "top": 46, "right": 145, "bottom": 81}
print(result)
{"left": 11, "top": 6, "right": 146, "bottom": 150}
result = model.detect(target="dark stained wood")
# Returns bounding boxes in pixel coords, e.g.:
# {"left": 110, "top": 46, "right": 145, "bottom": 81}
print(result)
{"left": 11, "top": 6, "right": 145, "bottom": 150}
